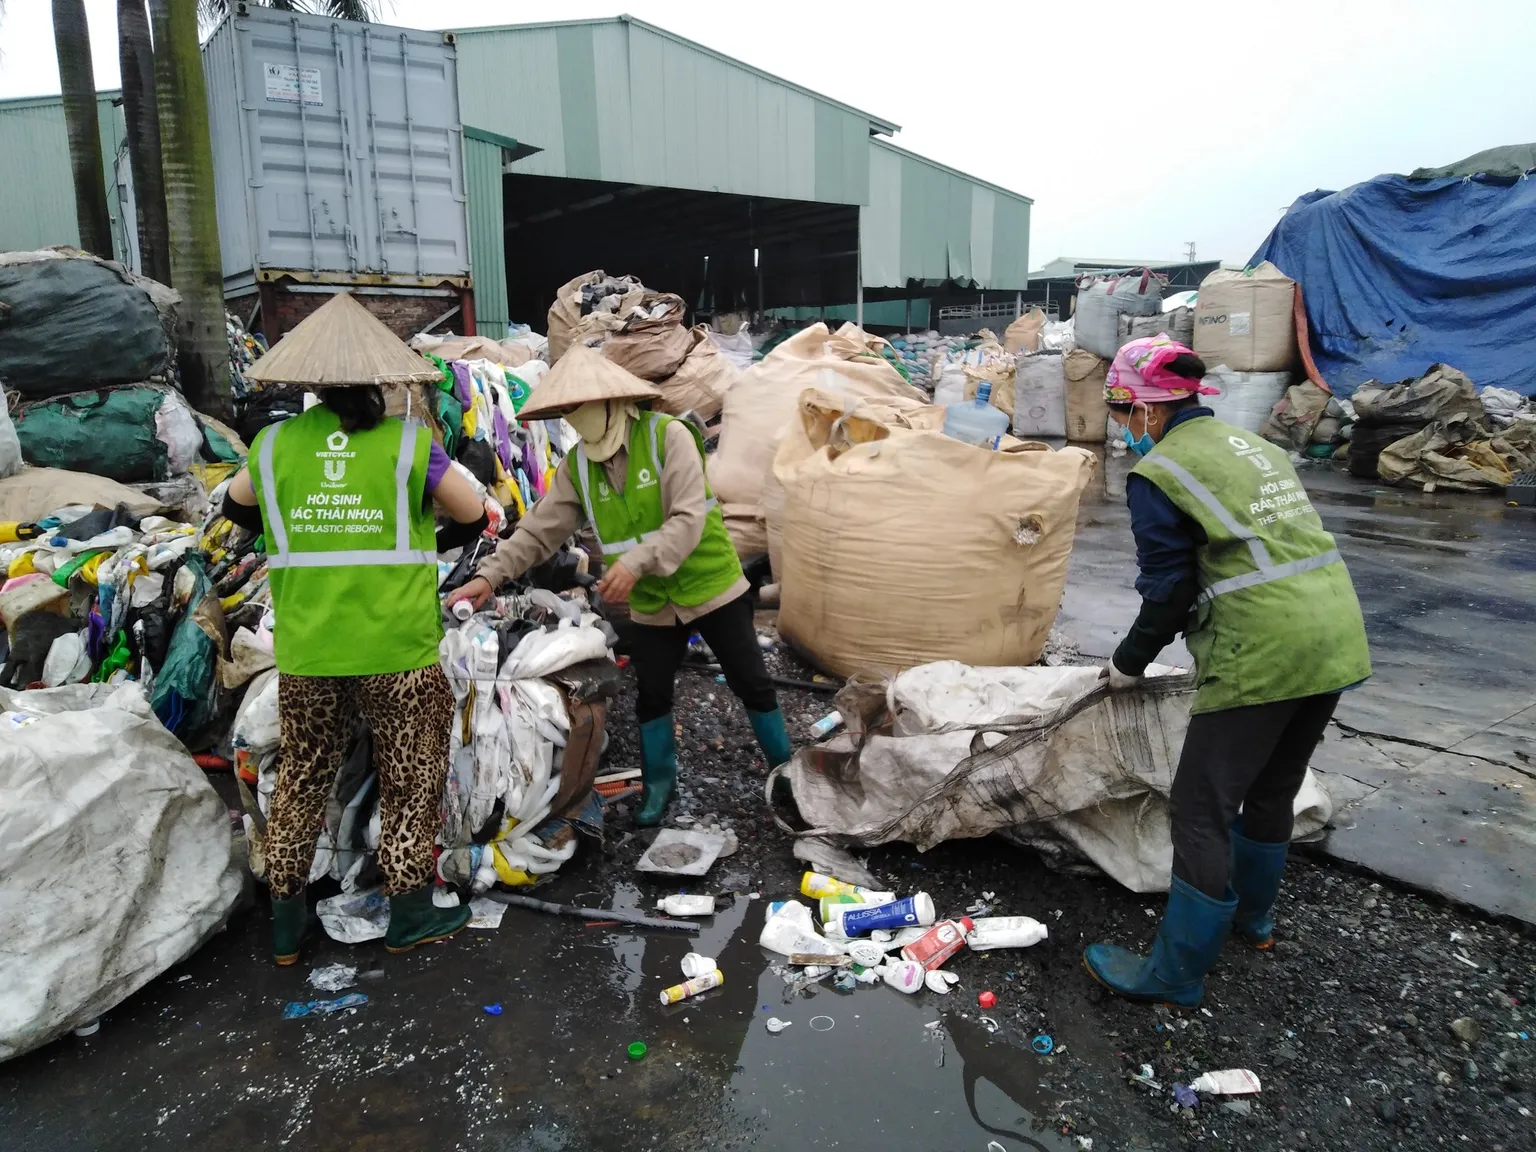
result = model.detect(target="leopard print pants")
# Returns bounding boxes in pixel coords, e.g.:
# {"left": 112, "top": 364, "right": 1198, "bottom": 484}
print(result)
{"left": 265, "top": 664, "right": 454, "bottom": 900}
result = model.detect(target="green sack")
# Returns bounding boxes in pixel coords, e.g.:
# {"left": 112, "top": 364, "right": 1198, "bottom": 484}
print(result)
{"left": 151, "top": 554, "right": 220, "bottom": 739}
{"left": 14, "top": 386, "right": 199, "bottom": 482}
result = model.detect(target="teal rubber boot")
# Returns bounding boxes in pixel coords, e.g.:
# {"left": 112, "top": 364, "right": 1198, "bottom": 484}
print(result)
{"left": 1230, "top": 820, "right": 1289, "bottom": 949}
{"left": 747, "top": 707, "right": 793, "bottom": 768}
{"left": 271, "top": 893, "right": 310, "bottom": 967}
{"left": 1083, "top": 876, "right": 1237, "bottom": 1007}
{"left": 384, "top": 886, "right": 472, "bottom": 954}
{"left": 635, "top": 715, "right": 677, "bottom": 827}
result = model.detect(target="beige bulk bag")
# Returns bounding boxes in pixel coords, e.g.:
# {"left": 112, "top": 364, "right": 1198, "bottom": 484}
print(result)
{"left": 1003, "top": 307, "right": 1047, "bottom": 353}
{"left": 763, "top": 389, "right": 942, "bottom": 580}
{"left": 1063, "top": 350, "right": 1110, "bottom": 442}
{"left": 600, "top": 294, "right": 691, "bottom": 382}
{"left": 708, "top": 322, "right": 925, "bottom": 514}
{"left": 651, "top": 326, "right": 741, "bottom": 421}
{"left": 1193, "top": 262, "right": 1298, "bottom": 372}
{"left": 774, "top": 404, "right": 1096, "bottom": 677}
{"left": 546, "top": 270, "right": 644, "bottom": 363}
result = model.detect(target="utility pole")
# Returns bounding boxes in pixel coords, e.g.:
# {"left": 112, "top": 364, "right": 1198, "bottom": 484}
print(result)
{"left": 1184, "top": 241, "right": 1197, "bottom": 264}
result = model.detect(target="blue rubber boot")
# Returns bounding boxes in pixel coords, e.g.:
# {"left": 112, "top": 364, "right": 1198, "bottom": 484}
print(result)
{"left": 635, "top": 715, "right": 677, "bottom": 827}
{"left": 1230, "top": 820, "right": 1289, "bottom": 950}
{"left": 1083, "top": 876, "right": 1237, "bottom": 1007}
{"left": 747, "top": 707, "right": 793, "bottom": 768}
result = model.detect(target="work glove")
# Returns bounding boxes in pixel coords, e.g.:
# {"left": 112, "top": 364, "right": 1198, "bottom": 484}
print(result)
{"left": 1101, "top": 659, "right": 1142, "bottom": 692}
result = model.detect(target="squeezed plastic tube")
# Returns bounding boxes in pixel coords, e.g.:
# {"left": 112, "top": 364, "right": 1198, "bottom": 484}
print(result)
{"left": 1189, "top": 1069, "right": 1262, "bottom": 1095}
{"left": 660, "top": 970, "right": 723, "bottom": 1004}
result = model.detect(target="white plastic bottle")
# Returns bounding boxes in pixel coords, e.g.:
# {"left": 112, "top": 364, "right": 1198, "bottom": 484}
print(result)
{"left": 1189, "top": 1069, "right": 1262, "bottom": 1095}
{"left": 964, "top": 916, "right": 1050, "bottom": 951}
{"left": 656, "top": 894, "right": 717, "bottom": 917}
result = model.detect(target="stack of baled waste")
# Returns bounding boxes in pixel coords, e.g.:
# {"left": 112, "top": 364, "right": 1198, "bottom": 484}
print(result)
{"left": 1194, "top": 263, "right": 1300, "bottom": 433}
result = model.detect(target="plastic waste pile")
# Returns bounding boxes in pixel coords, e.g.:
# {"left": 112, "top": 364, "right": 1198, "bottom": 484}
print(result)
{"left": 0, "top": 499, "right": 239, "bottom": 745}
{"left": 757, "top": 872, "right": 1048, "bottom": 1000}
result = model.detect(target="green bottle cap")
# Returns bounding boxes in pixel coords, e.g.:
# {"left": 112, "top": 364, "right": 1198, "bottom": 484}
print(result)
{"left": 627, "top": 1041, "right": 647, "bottom": 1060}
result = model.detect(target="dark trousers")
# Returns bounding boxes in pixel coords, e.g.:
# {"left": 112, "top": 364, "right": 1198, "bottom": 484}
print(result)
{"left": 1170, "top": 692, "right": 1340, "bottom": 898}
{"left": 629, "top": 592, "right": 778, "bottom": 724}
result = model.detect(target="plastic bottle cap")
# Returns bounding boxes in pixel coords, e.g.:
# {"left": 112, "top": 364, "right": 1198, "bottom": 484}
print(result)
{"left": 978, "top": 991, "right": 998, "bottom": 1009}
{"left": 627, "top": 1041, "right": 647, "bottom": 1060}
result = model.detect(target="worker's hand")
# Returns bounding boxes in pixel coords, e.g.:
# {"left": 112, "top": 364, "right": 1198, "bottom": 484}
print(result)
{"left": 595, "top": 560, "right": 637, "bottom": 604}
{"left": 445, "top": 576, "right": 493, "bottom": 611}
{"left": 1101, "top": 659, "right": 1142, "bottom": 692}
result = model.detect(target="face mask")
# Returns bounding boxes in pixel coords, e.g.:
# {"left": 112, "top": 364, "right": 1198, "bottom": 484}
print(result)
{"left": 1120, "top": 404, "right": 1156, "bottom": 456}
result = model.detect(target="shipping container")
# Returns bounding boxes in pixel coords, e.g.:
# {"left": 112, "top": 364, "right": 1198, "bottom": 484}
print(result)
{"left": 201, "top": 3, "right": 471, "bottom": 309}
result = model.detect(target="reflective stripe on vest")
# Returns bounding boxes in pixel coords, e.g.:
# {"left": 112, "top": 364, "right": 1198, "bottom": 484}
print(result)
{"left": 1136, "top": 452, "right": 1343, "bottom": 604}
{"left": 574, "top": 416, "right": 717, "bottom": 556}
{"left": 256, "top": 417, "right": 437, "bottom": 571}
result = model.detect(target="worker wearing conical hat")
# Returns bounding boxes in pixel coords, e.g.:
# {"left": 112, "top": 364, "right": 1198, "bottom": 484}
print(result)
{"left": 445, "top": 346, "right": 792, "bottom": 826}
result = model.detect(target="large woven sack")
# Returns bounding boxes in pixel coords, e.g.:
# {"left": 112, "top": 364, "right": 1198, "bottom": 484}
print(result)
{"left": 1010, "top": 354, "right": 1066, "bottom": 438}
{"left": 1063, "top": 350, "right": 1109, "bottom": 442}
{"left": 1193, "top": 262, "right": 1298, "bottom": 372}
{"left": 14, "top": 385, "right": 204, "bottom": 483}
{"left": 1003, "top": 308, "right": 1047, "bottom": 353}
{"left": 546, "top": 271, "right": 643, "bottom": 363}
{"left": 707, "top": 323, "right": 924, "bottom": 514}
{"left": 602, "top": 318, "right": 692, "bottom": 382}
{"left": 1073, "top": 271, "right": 1163, "bottom": 359}
{"left": 653, "top": 326, "right": 741, "bottom": 421}
{"left": 1119, "top": 306, "right": 1194, "bottom": 351}
{"left": 774, "top": 408, "right": 1096, "bottom": 677}
{"left": 763, "top": 388, "right": 942, "bottom": 581}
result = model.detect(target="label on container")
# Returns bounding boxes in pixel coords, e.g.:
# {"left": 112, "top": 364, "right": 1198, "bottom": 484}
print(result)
{"left": 264, "top": 62, "right": 323, "bottom": 107}
{"left": 1228, "top": 311, "right": 1252, "bottom": 337}
{"left": 901, "top": 919, "right": 971, "bottom": 970}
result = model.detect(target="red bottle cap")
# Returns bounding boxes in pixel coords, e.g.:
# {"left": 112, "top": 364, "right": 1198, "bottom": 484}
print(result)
{"left": 978, "top": 990, "right": 997, "bottom": 1009}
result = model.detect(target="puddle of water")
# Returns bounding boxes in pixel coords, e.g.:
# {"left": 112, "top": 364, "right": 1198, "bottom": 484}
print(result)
{"left": 719, "top": 903, "right": 1081, "bottom": 1152}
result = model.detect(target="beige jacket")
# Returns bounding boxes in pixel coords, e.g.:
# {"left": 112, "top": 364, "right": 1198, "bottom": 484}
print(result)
{"left": 473, "top": 418, "right": 747, "bottom": 626}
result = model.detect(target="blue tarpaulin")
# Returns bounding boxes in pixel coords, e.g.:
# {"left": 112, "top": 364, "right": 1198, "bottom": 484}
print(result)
{"left": 1251, "top": 170, "right": 1536, "bottom": 398}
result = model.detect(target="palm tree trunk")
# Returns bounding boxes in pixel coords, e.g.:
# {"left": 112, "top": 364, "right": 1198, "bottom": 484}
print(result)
{"left": 119, "top": 0, "right": 172, "bottom": 285}
{"left": 52, "top": 0, "right": 113, "bottom": 259}
{"left": 150, "top": 0, "right": 229, "bottom": 420}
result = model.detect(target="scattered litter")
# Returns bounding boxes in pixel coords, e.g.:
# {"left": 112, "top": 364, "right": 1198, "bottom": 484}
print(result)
{"left": 484, "top": 890, "right": 695, "bottom": 932}
{"left": 1451, "top": 952, "right": 1480, "bottom": 970}
{"left": 765, "top": 1017, "right": 791, "bottom": 1034}
{"left": 808, "top": 1015, "right": 836, "bottom": 1032}
{"left": 282, "top": 993, "right": 368, "bottom": 1019}
{"left": 656, "top": 894, "right": 718, "bottom": 917}
{"left": 467, "top": 897, "right": 507, "bottom": 930}
{"left": 924, "top": 970, "right": 953, "bottom": 995}
{"left": 660, "top": 970, "right": 724, "bottom": 1005}
{"left": 1032, "top": 1034, "right": 1054, "bottom": 1055}
{"left": 175, "top": 974, "right": 192, "bottom": 983}
{"left": 1221, "top": 1099, "right": 1254, "bottom": 1117}
{"left": 636, "top": 828, "right": 728, "bottom": 876}
{"left": 881, "top": 959, "right": 925, "bottom": 994}
{"left": 1130, "top": 1064, "right": 1163, "bottom": 1091}
{"left": 627, "top": 1041, "right": 647, "bottom": 1060}
{"left": 979, "top": 1016, "right": 999, "bottom": 1034}
{"left": 965, "top": 916, "right": 1049, "bottom": 951}
{"left": 482, "top": 1003, "right": 503, "bottom": 1016}
{"left": 316, "top": 889, "right": 389, "bottom": 944}
{"left": 72, "top": 1021, "right": 100, "bottom": 1038}
{"left": 902, "top": 917, "right": 973, "bottom": 969}
{"left": 989, "top": 1143, "right": 1006, "bottom": 1152}
{"left": 1173, "top": 1084, "right": 1199, "bottom": 1108}
{"left": 847, "top": 940, "right": 887, "bottom": 967}
{"left": 306, "top": 964, "right": 358, "bottom": 994}
{"left": 808, "top": 710, "right": 844, "bottom": 740}
{"left": 833, "top": 972, "right": 858, "bottom": 992}
{"left": 978, "top": 990, "right": 998, "bottom": 1009}
{"left": 680, "top": 953, "right": 717, "bottom": 980}
{"left": 1189, "top": 1069, "right": 1262, "bottom": 1095}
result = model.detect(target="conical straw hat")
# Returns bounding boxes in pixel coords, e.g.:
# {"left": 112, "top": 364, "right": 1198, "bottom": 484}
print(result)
{"left": 245, "top": 291, "right": 443, "bottom": 388}
{"left": 517, "top": 343, "right": 661, "bottom": 421}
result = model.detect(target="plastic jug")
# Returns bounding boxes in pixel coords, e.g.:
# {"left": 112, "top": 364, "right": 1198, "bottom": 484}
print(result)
{"left": 943, "top": 381, "right": 1010, "bottom": 449}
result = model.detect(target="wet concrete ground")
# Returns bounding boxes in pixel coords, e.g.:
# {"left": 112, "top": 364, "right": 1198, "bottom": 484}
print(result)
{"left": 1064, "top": 452, "right": 1536, "bottom": 925}
{"left": 3, "top": 457, "right": 1534, "bottom": 1151}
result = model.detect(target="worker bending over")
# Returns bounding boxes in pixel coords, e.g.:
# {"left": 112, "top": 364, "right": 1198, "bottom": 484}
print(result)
{"left": 446, "top": 346, "right": 791, "bottom": 825}
{"left": 1084, "top": 335, "right": 1371, "bottom": 1006}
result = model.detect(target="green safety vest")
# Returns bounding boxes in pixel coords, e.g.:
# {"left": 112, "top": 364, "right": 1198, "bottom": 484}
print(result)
{"left": 1131, "top": 415, "right": 1371, "bottom": 714}
{"left": 567, "top": 412, "right": 743, "bottom": 617}
{"left": 250, "top": 407, "right": 442, "bottom": 677}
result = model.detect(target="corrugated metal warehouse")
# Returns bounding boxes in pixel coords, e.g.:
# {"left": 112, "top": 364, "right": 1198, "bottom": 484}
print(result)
{"left": 0, "top": 10, "right": 1032, "bottom": 340}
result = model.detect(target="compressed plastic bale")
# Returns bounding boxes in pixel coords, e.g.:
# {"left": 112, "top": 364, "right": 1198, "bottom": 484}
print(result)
{"left": 774, "top": 417, "right": 1096, "bottom": 677}
{"left": 1193, "top": 262, "right": 1298, "bottom": 373}
{"left": 1062, "top": 350, "right": 1109, "bottom": 442}
{"left": 1205, "top": 367, "right": 1294, "bottom": 433}
{"left": 1010, "top": 354, "right": 1067, "bottom": 438}
{"left": 1074, "top": 272, "right": 1163, "bottom": 359}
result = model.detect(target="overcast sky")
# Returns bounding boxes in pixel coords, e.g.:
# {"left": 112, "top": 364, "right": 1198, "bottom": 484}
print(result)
{"left": 3, "top": 0, "right": 1530, "bottom": 268}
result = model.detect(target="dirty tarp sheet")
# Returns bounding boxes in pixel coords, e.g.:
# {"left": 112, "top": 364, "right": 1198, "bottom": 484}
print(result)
{"left": 770, "top": 663, "right": 1335, "bottom": 894}
{"left": 0, "top": 683, "right": 242, "bottom": 1062}
{"left": 1377, "top": 413, "right": 1536, "bottom": 492}
{"left": 1252, "top": 173, "right": 1536, "bottom": 397}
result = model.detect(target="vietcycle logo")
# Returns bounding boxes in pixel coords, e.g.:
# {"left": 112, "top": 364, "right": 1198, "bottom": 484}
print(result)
{"left": 318, "top": 430, "right": 356, "bottom": 486}
{"left": 1229, "top": 434, "right": 1277, "bottom": 476}
{"left": 636, "top": 467, "right": 657, "bottom": 488}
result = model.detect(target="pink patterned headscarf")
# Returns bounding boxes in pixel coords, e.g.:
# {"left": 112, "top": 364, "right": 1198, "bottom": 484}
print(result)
{"left": 1105, "top": 335, "right": 1219, "bottom": 404}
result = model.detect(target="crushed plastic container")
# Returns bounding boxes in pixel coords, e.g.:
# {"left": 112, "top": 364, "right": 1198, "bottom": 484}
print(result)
{"left": 964, "top": 916, "right": 1050, "bottom": 951}
{"left": 943, "top": 381, "right": 1010, "bottom": 449}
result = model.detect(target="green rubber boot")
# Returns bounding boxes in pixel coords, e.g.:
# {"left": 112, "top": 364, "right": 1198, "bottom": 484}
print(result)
{"left": 636, "top": 715, "right": 678, "bottom": 827}
{"left": 747, "top": 707, "right": 793, "bottom": 769}
{"left": 271, "top": 893, "right": 310, "bottom": 967}
{"left": 384, "top": 886, "right": 472, "bottom": 954}
{"left": 1083, "top": 876, "right": 1237, "bottom": 1008}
